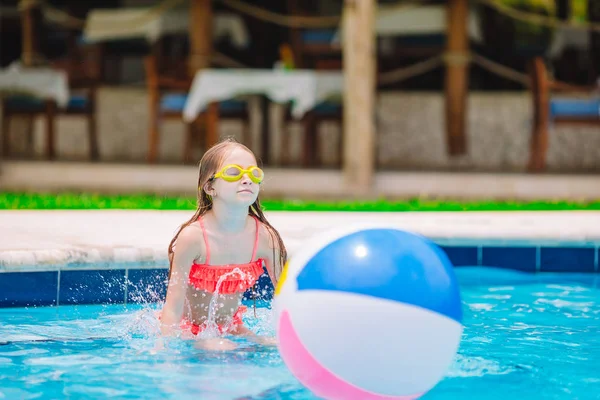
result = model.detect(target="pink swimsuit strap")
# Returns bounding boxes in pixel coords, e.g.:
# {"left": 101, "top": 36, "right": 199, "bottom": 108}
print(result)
{"left": 188, "top": 215, "right": 264, "bottom": 294}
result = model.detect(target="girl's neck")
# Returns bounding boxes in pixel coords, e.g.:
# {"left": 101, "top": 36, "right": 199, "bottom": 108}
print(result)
{"left": 208, "top": 202, "right": 249, "bottom": 233}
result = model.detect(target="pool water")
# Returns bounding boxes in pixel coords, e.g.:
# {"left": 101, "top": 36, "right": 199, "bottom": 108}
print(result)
{"left": 1, "top": 267, "right": 599, "bottom": 400}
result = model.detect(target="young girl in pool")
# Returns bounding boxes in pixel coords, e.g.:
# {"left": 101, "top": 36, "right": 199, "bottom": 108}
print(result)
{"left": 160, "top": 138, "right": 287, "bottom": 350}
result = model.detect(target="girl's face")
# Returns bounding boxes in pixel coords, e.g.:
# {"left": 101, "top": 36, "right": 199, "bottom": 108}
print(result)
{"left": 207, "top": 147, "right": 261, "bottom": 207}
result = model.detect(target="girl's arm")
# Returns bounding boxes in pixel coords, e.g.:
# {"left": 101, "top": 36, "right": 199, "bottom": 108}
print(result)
{"left": 160, "top": 226, "right": 201, "bottom": 336}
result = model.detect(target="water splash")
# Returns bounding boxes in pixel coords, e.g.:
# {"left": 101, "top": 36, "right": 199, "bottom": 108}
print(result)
{"left": 118, "top": 267, "right": 261, "bottom": 344}
{"left": 200, "top": 267, "right": 254, "bottom": 339}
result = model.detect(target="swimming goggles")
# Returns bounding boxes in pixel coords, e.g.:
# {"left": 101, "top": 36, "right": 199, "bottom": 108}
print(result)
{"left": 212, "top": 164, "right": 264, "bottom": 184}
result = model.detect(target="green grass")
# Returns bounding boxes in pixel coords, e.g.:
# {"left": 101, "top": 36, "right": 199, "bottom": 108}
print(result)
{"left": 1, "top": 192, "right": 599, "bottom": 211}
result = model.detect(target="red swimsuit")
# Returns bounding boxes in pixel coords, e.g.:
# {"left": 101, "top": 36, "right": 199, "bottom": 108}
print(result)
{"left": 183, "top": 215, "right": 265, "bottom": 335}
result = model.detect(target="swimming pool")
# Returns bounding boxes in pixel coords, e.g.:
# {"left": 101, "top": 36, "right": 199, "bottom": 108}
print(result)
{"left": 1, "top": 267, "right": 598, "bottom": 400}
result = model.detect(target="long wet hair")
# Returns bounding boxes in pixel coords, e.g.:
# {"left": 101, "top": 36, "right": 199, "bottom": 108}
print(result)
{"left": 167, "top": 137, "right": 288, "bottom": 288}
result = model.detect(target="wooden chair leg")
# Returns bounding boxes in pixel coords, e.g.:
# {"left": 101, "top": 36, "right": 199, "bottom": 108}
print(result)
{"left": 337, "top": 122, "right": 343, "bottom": 168}
{"left": 241, "top": 121, "right": 250, "bottom": 148}
{"left": 195, "top": 117, "right": 207, "bottom": 151}
{"left": 25, "top": 118, "right": 34, "bottom": 155}
{"left": 184, "top": 122, "right": 194, "bottom": 163}
{"left": 529, "top": 121, "right": 549, "bottom": 172}
{"left": 280, "top": 120, "right": 291, "bottom": 167}
{"left": 148, "top": 117, "right": 160, "bottom": 163}
{"left": 314, "top": 121, "right": 322, "bottom": 167}
{"left": 1, "top": 110, "right": 10, "bottom": 157}
{"left": 302, "top": 113, "right": 317, "bottom": 167}
{"left": 259, "top": 96, "right": 270, "bottom": 165}
{"left": 88, "top": 113, "right": 99, "bottom": 161}
{"left": 528, "top": 58, "right": 541, "bottom": 171}
{"left": 45, "top": 100, "right": 57, "bottom": 160}
{"left": 147, "top": 90, "right": 160, "bottom": 163}
{"left": 276, "top": 107, "right": 292, "bottom": 167}
{"left": 205, "top": 102, "right": 219, "bottom": 149}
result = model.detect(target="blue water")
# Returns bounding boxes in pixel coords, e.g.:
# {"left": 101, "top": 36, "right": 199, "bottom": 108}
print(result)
{"left": 0, "top": 267, "right": 599, "bottom": 400}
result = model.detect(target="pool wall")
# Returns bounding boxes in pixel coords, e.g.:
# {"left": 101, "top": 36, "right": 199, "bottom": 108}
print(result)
{"left": 1, "top": 243, "right": 598, "bottom": 308}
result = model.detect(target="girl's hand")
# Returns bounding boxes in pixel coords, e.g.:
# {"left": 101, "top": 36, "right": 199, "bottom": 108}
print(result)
{"left": 195, "top": 338, "right": 238, "bottom": 351}
{"left": 249, "top": 335, "right": 277, "bottom": 347}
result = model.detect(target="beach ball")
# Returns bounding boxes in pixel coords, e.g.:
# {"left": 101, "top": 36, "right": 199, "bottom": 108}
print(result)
{"left": 273, "top": 225, "right": 463, "bottom": 400}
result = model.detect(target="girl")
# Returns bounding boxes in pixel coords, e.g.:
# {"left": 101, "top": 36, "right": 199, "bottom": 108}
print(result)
{"left": 160, "top": 138, "right": 287, "bottom": 350}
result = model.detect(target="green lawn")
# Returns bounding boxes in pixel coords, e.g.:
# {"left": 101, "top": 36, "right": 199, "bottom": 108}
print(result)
{"left": 1, "top": 192, "right": 599, "bottom": 211}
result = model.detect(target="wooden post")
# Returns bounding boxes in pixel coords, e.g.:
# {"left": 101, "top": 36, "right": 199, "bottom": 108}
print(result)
{"left": 342, "top": 0, "right": 376, "bottom": 193}
{"left": 19, "top": 0, "right": 39, "bottom": 66}
{"left": 527, "top": 58, "right": 549, "bottom": 172}
{"left": 444, "top": 0, "right": 469, "bottom": 155}
{"left": 188, "top": 0, "right": 213, "bottom": 76}
{"left": 44, "top": 100, "right": 56, "bottom": 159}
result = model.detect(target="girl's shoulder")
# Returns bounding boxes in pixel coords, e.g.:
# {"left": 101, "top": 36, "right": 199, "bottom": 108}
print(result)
{"left": 254, "top": 219, "right": 282, "bottom": 251}
{"left": 176, "top": 222, "right": 205, "bottom": 249}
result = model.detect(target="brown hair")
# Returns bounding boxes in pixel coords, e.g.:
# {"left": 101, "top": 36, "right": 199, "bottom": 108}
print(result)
{"left": 167, "top": 137, "right": 288, "bottom": 290}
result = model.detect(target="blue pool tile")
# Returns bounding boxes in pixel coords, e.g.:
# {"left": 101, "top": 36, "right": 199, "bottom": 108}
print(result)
{"left": 127, "top": 269, "right": 168, "bottom": 303}
{"left": 540, "top": 247, "right": 596, "bottom": 272}
{"left": 60, "top": 270, "right": 126, "bottom": 305}
{"left": 482, "top": 247, "right": 537, "bottom": 272}
{"left": 0, "top": 271, "right": 57, "bottom": 307}
{"left": 440, "top": 246, "right": 479, "bottom": 267}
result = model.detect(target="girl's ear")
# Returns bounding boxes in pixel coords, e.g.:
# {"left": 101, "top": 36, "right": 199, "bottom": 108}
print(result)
{"left": 203, "top": 181, "right": 216, "bottom": 197}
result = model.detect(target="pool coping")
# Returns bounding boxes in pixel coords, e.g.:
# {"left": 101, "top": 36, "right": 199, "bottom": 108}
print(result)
{"left": 1, "top": 210, "right": 600, "bottom": 271}
{"left": 1, "top": 210, "right": 599, "bottom": 307}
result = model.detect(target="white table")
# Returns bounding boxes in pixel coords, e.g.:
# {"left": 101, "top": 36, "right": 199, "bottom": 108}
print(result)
{"left": 0, "top": 63, "right": 70, "bottom": 159}
{"left": 83, "top": 8, "right": 250, "bottom": 48}
{"left": 0, "top": 63, "right": 69, "bottom": 107}
{"left": 549, "top": 26, "right": 591, "bottom": 59}
{"left": 182, "top": 68, "right": 344, "bottom": 164}
{"left": 183, "top": 69, "right": 343, "bottom": 122}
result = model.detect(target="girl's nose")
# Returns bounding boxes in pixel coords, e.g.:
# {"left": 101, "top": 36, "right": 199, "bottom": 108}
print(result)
{"left": 241, "top": 174, "right": 252, "bottom": 184}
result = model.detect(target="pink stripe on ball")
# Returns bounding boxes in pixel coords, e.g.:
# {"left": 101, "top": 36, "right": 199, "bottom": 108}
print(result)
{"left": 278, "top": 310, "right": 423, "bottom": 400}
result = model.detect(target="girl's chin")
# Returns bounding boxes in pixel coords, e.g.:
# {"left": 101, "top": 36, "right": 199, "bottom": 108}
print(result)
{"left": 234, "top": 193, "right": 258, "bottom": 204}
